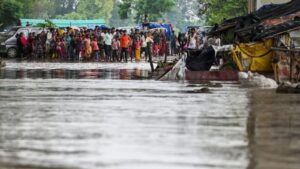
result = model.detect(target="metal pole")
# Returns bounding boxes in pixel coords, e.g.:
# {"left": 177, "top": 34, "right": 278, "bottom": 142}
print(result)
{"left": 290, "top": 40, "right": 294, "bottom": 82}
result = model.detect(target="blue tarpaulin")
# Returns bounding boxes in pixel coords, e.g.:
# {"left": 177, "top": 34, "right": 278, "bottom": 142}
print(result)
{"left": 20, "top": 19, "right": 106, "bottom": 28}
{"left": 99, "top": 25, "right": 110, "bottom": 30}
{"left": 147, "top": 23, "right": 173, "bottom": 40}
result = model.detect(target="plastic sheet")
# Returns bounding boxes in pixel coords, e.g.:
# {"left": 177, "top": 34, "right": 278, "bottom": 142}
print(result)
{"left": 159, "top": 57, "right": 186, "bottom": 81}
{"left": 239, "top": 71, "right": 278, "bottom": 88}
{"left": 232, "top": 39, "right": 274, "bottom": 72}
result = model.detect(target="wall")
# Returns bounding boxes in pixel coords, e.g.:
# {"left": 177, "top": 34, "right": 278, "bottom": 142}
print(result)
{"left": 256, "top": 0, "right": 291, "bottom": 9}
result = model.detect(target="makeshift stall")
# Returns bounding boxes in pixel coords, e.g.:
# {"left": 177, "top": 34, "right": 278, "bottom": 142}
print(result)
{"left": 272, "top": 29, "right": 300, "bottom": 83}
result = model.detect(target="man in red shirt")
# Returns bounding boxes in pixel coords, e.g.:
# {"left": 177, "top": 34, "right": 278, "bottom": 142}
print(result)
{"left": 119, "top": 30, "right": 131, "bottom": 62}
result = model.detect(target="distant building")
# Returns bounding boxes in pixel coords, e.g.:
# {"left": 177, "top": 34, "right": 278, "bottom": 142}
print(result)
{"left": 248, "top": 0, "right": 292, "bottom": 13}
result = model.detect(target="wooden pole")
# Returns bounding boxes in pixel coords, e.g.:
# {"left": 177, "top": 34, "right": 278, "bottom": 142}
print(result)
{"left": 148, "top": 45, "right": 154, "bottom": 72}
{"left": 248, "top": 0, "right": 257, "bottom": 13}
{"left": 164, "top": 42, "right": 168, "bottom": 63}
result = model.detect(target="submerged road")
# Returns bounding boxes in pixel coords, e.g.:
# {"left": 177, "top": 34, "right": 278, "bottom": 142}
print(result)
{"left": 0, "top": 62, "right": 299, "bottom": 169}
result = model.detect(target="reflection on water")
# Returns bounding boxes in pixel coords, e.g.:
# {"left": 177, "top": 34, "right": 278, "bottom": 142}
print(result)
{"left": 1, "top": 61, "right": 154, "bottom": 80}
{"left": 0, "top": 68, "right": 150, "bottom": 80}
{"left": 247, "top": 90, "right": 300, "bottom": 169}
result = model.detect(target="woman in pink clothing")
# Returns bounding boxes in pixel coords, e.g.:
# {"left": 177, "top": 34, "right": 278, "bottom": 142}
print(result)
{"left": 111, "top": 37, "right": 120, "bottom": 62}
{"left": 56, "top": 38, "right": 63, "bottom": 60}
{"left": 91, "top": 37, "right": 99, "bottom": 61}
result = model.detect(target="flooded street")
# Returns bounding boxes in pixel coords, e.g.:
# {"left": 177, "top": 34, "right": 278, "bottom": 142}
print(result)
{"left": 0, "top": 62, "right": 299, "bottom": 169}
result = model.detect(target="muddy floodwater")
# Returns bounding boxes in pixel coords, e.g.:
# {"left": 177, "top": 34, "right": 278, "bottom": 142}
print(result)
{"left": 0, "top": 62, "right": 299, "bottom": 169}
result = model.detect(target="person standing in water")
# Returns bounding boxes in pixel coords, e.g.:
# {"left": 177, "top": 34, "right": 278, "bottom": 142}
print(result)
{"left": 135, "top": 36, "right": 141, "bottom": 62}
{"left": 111, "top": 37, "right": 120, "bottom": 62}
{"left": 120, "top": 30, "right": 131, "bottom": 62}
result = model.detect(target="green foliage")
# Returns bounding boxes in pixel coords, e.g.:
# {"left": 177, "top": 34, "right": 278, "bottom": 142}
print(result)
{"left": 57, "top": 0, "right": 113, "bottom": 23}
{"left": 1, "top": 0, "right": 56, "bottom": 24}
{"left": 1, "top": 0, "right": 206, "bottom": 30}
{"left": 0, "top": 0, "right": 113, "bottom": 29}
{"left": 52, "top": 0, "right": 79, "bottom": 17}
{"left": 25, "top": 0, "right": 56, "bottom": 18}
{"left": 165, "top": 10, "right": 203, "bottom": 32}
{"left": 0, "top": 0, "right": 22, "bottom": 29}
{"left": 110, "top": 0, "right": 135, "bottom": 27}
{"left": 118, "top": 0, "right": 132, "bottom": 20}
{"left": 198, "top": 0, "right": 248, "bottom": 25}
{"left": 35, "top": 19, "right": 57, "bottom": 28}
{"left": 165, "top": 0, "right": 204, "bottom": 31}
{"left": 118, "top": 0, "right": 176, "bottom": 23}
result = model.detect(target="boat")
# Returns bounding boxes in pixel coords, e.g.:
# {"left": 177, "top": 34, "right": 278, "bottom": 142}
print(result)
{"left": 158, "top": 45, "right": 239, "bottom": 82}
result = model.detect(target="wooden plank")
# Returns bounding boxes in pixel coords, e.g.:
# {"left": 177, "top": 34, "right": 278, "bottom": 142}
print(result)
{"left": 185, "top": 70, "right": 239, "bottom": 82}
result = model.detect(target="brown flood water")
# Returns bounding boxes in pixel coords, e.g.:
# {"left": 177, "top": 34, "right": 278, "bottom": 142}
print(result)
{"left": 247, "top": 89, "right": 300, "bottom": 169}
{"left": 0, "top": 62, "right": 299, "bottom": 169}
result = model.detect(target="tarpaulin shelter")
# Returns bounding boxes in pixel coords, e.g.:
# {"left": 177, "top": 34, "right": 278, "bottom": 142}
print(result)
{"left": 272, "top": 49, "right": 300, "bottom": 83}
{"left": 253, "top": 0, "right": 300, "bottom": 21}
{"left": 98, "top": 25, "right": 110, "bottom": 30}
{"left": 231, "top": 39, "right": 274, "bottom": 72}
{"left": 20, "top": 19, "right": 106, "bottom": 28}
{"left": 261, "top": 12, "right": 300, "bottom": 27}
{"left": 271, "top": 28, "right": 300, "bottom": 83}
{"left": 145, "top": 23, "right": 174, "bottom": 40}
{"left": 254, "top": 20, "right": 300, "bottom": 40}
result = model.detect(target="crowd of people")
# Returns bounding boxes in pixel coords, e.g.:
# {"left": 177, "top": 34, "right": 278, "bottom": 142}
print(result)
{"left": 16, "top": 26, "right": 182, "bottom": 62}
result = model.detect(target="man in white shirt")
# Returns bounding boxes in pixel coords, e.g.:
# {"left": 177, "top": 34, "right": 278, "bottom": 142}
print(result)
{"left": 104, "top": 29, "right": 113, "bottom": 61}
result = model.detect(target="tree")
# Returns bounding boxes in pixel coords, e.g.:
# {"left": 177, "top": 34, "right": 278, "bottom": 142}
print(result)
{"left": 1, "top": 0, "right": 57, "bottom": 19}
{"left": 198, "top": 0, "right": 248, "bottom": 25}
{"left": 52, "top": 0, "right": 79, "bottom": 17}
{"left": 110, "top": 0, "right": 135, "bottom": 27}
{"left": 0, "top": 0, "right": 22, "bottom": 29}
{"left": 164, "top": 0, "right": 203, "bottom": 31}
{"left": 26, "top": 0, "right": 56, "bottom": 19}
{"left": 118, "top": 0, "right": 176, "bottom": 23}
{"left": 177, "top": 0, "right": 201, "bottom": 22}
{"left": 57, "top": 0, "right": 114, "bottom": 23}
{"left": 35, "top": 19, "right": 57, "bottom": 28}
